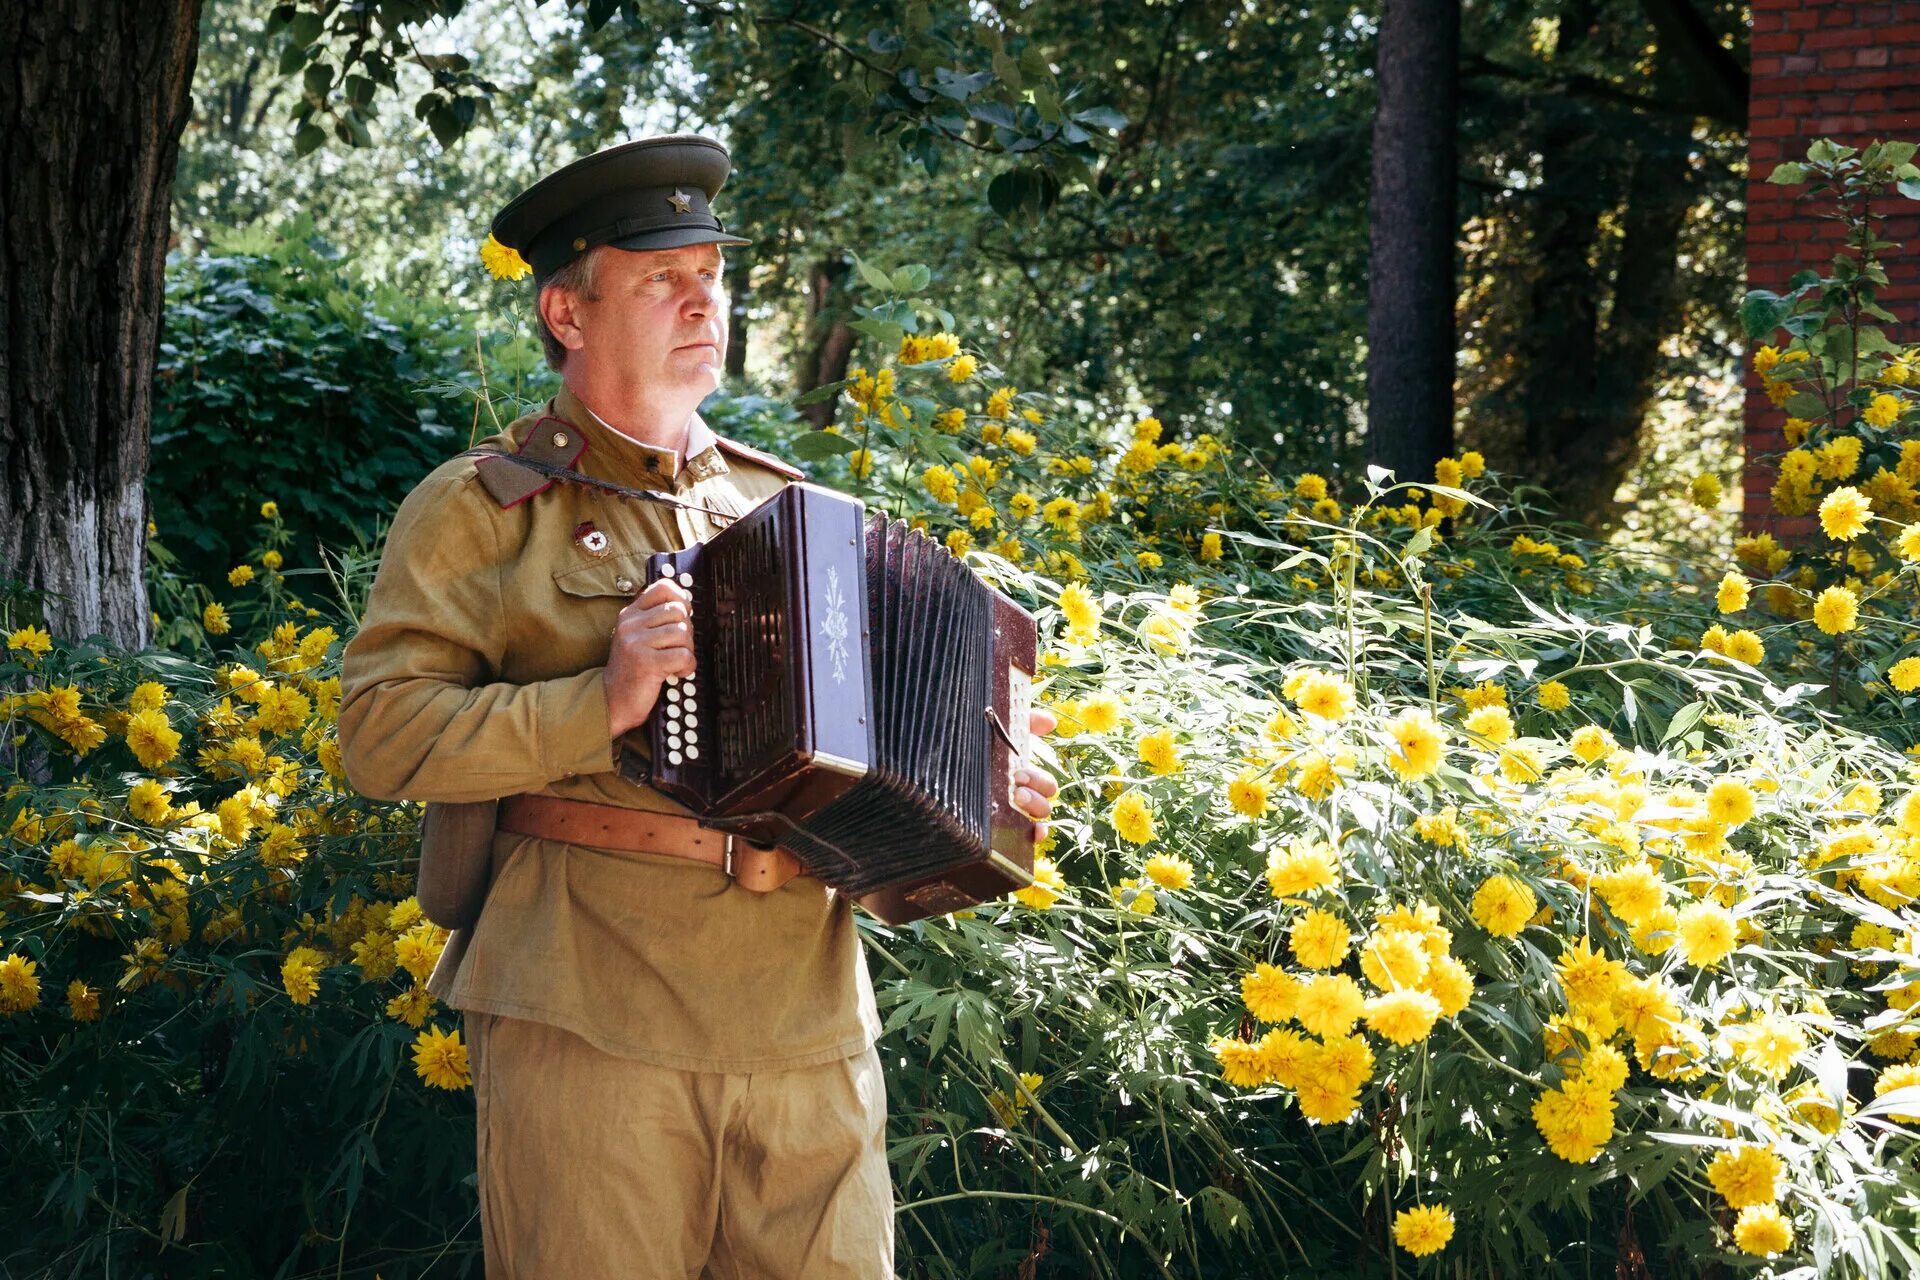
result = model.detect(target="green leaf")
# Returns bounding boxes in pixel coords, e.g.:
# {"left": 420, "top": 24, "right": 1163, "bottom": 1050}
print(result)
{"left": 789, "top": 430, "right": 861, "bottom": 461}
{"left": 293, "top": 124, "right": 327, "bottom": 158}
{"left": 1660, "top": 700, "right": 1707, "bottom": 745}
{"left": 1783, "top": 392, "right": 1828, "bottom": 420}
{"left": 1738, "top": 289, "right": 1795, "bottom": 341}
{"left": 1071, "top": 105, "right": 1128, "bottom": 132}
{"left": 1766, "top": 161, "right": 1809, "bottom": 185}
{"left": 854, "top": 258, "right": 895, "bottom": 292}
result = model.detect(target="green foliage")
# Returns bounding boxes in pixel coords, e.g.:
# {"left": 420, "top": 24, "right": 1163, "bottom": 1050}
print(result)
{"left": 150, "top": 217, "right": 480, "bottom": 587}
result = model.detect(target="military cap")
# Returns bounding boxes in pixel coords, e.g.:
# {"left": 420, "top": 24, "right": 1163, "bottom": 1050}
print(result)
{"left": 490, "top": 134, "right": 751, "bottom": 283}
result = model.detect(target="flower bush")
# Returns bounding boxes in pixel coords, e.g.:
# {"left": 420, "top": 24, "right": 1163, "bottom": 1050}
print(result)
{"left": 4, "top": 137, "right": 1920, "bottom": 1279}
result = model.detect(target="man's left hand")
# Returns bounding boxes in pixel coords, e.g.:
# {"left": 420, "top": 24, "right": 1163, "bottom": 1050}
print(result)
{"left": 1014, "top": 707, "right": 1060, "bottom": 844}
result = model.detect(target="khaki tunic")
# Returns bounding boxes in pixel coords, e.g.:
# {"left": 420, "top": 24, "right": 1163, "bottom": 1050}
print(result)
{"left": 338, "top": 385, "right": 882, "bottom": 1072}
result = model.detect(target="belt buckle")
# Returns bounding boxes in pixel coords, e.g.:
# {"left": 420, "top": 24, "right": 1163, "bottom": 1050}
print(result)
{"left": 722, "top": 832, "right": 736, "bottom": 879}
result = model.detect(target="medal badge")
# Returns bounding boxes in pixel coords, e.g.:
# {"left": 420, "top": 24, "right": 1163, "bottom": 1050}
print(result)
{"left": 574, "top": 521, "right": 612, "bottom": 557}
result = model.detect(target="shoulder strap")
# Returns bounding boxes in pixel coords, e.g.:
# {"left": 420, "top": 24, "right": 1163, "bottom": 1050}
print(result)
{"left": 471, "top": 416, "right": 589, "bottom": 508}
{"left": 714, "top": 434, "right": 805, "bottom": 481}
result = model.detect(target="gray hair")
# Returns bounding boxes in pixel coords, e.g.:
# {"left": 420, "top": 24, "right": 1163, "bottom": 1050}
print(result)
{"left": 536, "top": 245, "right": 608, "bottom": 372}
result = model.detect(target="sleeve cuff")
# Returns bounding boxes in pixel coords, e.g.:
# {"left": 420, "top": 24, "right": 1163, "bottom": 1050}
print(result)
{"left": 539, "top": 667, "right": 619, "bottom": 780}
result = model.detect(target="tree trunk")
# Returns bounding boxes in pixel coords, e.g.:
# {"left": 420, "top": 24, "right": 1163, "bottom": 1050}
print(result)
{"left": 0, "top": 0, "right": 203, "bottom": 648}
{"left": 1365, "top": 0, "right": 1461, "bottom": 486}
{"left": 1550, "top": 126, "right": 1695, "bottom": 521}
{"left": 796, "top": 257, "right": 857, "bottom": 429}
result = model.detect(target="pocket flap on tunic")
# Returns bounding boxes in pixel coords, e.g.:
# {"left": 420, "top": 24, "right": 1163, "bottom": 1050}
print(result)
{"left": 551, "top": 551, "right": 654, "bottom": 599}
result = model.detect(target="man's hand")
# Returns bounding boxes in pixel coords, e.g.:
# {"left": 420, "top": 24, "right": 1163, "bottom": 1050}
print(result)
{"left": 1014, "top": 706, "right": 1060, "bottom": 844}
{"left": 605, "top": 578, "right": 695, "bottom": 738}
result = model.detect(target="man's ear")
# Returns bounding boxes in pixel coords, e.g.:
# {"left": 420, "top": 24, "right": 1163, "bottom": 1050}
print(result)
{"left": 539, "top": 283, "right": 586, "bottom": 356}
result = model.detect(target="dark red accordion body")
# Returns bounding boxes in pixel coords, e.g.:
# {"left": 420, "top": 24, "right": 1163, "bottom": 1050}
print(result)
{"left": 642, "top": 483, "right": 1039, "bottom": 924}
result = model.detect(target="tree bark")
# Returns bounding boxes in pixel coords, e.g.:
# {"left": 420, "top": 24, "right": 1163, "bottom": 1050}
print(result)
{"left": 1365, "top": 0, "right": 1461, "bottom": 486}
{"left": 796, "top": 257, "right": 856, "bottom": 430}
{"left": 1, "top": 0, "right": 204, "bottom": 648}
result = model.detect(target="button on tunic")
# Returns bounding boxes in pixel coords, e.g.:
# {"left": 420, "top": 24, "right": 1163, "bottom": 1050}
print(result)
{"left": 338, "top": 386, "right": 882, "bottom": 1071}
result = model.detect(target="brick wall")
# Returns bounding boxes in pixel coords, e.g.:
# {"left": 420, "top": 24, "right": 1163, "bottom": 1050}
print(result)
{"left": 1745, "top": 0, "right": 1920, "bottom": 537}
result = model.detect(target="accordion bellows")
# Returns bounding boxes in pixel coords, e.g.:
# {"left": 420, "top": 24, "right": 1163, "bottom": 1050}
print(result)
{"left": 643, "top": 483, "right": 1039, "bottom": 924}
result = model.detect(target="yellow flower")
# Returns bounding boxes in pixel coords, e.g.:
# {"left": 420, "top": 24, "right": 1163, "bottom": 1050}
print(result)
{"left": 1463, "top": 704, "right": 1515, "bottom": 745}
{"left": 1471, "top": 874, "right": 1535, "bottom": 938}
{"left": 1536, "top": 679, "right": 1572, "bottom": 712}
{"left": 1716, "top": 571, "right": 1749, "bottom": 614}
{"left": 67, "top": 980, "right": 101, "bottom": 1022}
{"left": 203, "top": 602, "right": 231, "bottom": 635}
{"left": 0, "top": 954, "right": 42, "bottom": 1014}
{"left": 1290, "top": 909, "right": 1352, "bottom": 970}
{"left": 281, "top": 946, "right": 325, "bottom": 1005}
{"left": 1689, "top": 473, "right": 1724, "bottom": 509}
{"left": 1365, "top": 988, "right": 1442, "bottom": 1045}
{"left": 1873, "top": 1062, "right": 1920, "bottom": 1122}
{"left": 1291, "top": 671, "right": 1356, "bottom": 722}
{"left": 1811, "top": 585, "right": 1859, "bottom": 635}
{"left": 1863, "top": 392, "right": 1904, "bottom": 429}
{"left": 1136, "top": 729, "right": 1182, "bottom": 775}
{"left": 1294, "top": 972, "right": 1365, "bottom": 1038}
{"left": 1898, "top": 522, "right": 1920, "bottom": 561}
{"left": 413, "top": 1023, "right": 473, "bottom": 1089}
{"left": 1704, "top": 778, "right": 1756, "bottom": 829}
{"left": 479, "top": 233, "right": 531, "bottom": 281}
{"left": 1110, "top": 789, "right": 1155, "bottom": 845}
{"left": 228, "top": 564, "right": 255, "bottom": 587}
{"left": 1211, "top": 1035, "right": 1266, "bottom": 1088}
{"left": 1013, "top": 852, "right": 1075, "bottom": 909}
{"left": 1241, "top": 963, "right": 1299, "bottom": 1023}
{"left": 127, "top": 778, "right": 174, "bottom": 825}
{"left": 6, "top": 625, "right": 53, "bottom": 662}
{"left": 986, "top": 386, "right": 1016, "bottom": 420}
{"left": 386, "top": 985, "right": 438, "bottom": 1028}
{"left": 1392, "top": 1204, "right": 1454, "bottom": 1258}
{"left": 1227, "top": 768, "right": 1270, "bottom": 819}
{"left": 1199, "top": 532, "right": 1224, "bottom": 562}
{"left": 1732, "top": 1204, "right": 1793, "bottom": 1257}
{"left": 1889, "top": 656, "right": 1920, "bottom": 693}
{"left": 123, "top": 708, "right": 181, "bottom": 769}
{"left": 1568, "top": 724, "right": 1616, "bottom": 763}
{"left": 1058, "top": 583, "right": 1100, "bottom": 643}
{"left": 1077, "top": 691, "right": 1123, "bottom": 733}
{"left": 1143, "top": 853, "right": 1193, "bottom": 891}
{"left": 1385, "top": 709, "right": 1445, "bottom": 781}
{"left": 1724, "top": 630, "right": 1766, "bottom": 665}
{"left": 1707, "top": 1145, "right": 1781, "bottom": 1209}
{"left": 1265, "top": 841, "right": 1340, "bottom": 897}
{"left": 1819, "top": 486, "right": 1873, "bottom": 540}
{"left": 1676, "top": 901, "right": 1737, "bottom": 968}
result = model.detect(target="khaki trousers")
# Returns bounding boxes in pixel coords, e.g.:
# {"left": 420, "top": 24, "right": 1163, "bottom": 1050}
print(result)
{"left": 468, "top": 1011, "right": 896, "bottom": 1278}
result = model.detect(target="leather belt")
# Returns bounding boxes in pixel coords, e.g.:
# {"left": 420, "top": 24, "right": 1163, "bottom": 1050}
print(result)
{"left": 496, "top": 794, "right": 804, "bottom": 893}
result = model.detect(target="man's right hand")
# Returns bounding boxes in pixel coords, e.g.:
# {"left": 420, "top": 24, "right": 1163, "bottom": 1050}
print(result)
{"left": 605, "top": 577, "right": 695, "bottom": 737}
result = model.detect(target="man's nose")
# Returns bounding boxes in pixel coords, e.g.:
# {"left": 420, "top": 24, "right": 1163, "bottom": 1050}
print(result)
{"left": 682, "top": 279, "right": 720, "bottom": 319}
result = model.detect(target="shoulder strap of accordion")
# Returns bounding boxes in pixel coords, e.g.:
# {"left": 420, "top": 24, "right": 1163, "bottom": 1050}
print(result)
{"left": 713, "top": 435, "right": 805, "bottom": 481}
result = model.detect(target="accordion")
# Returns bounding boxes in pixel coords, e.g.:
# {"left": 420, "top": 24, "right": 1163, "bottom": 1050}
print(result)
{"left": 641, "top": 482, "right": 1040, "bottom": 924}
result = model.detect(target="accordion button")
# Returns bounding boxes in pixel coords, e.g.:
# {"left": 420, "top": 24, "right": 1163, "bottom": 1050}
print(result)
{"left": 666, "top": 675, "right": 681, "bottom": 686}
{"left": 668, "top": 750, "right": 684, "bottom": 766}
{"left": 677, "top": 571, "right": 693, "bottom": 587}
{"left": 666, "top": 685, "right": 680, "bottom": 702}
{"left": 685, "top": 745, "right": 700, "bottom": 760}
{"left": 685, "top": 731, "right": 699, "bottom": 746}
{"left": 683, "top": 713, "right": 698, "bottom": 729}
{"left": 683, "top": 697, "right": 697, "bottom": 713}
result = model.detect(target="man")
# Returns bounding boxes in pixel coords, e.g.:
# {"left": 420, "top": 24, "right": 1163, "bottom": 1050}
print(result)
{"left": 335, "top": 135, "right": 1060, "bottom": 1278}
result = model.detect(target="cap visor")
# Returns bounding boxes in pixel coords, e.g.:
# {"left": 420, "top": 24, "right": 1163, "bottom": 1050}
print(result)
{"left": 606, "top": 227, "right": 753, "bottom": 252}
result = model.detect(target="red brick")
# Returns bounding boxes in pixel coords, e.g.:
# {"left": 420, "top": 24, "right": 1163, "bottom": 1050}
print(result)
{"left": 1806, "top": 26, "right": 1873, "bottom": 47}
{"left": 1753, "top": 117, "right": 1802, "bottom": 137}
{"left": 1751, "top": 223, "right": 1784, "bottom": 243}
{"left": 1857, "top": 46, "right": 1892, "bottom": 65}
{"left": 1781, "top": 53, "right": 1821, "bottom": 71}
{"left": 1753, "top": 54, "right": 1785, "bottom": 75}
{"left": 1755, "top": 32, "right": 1804, "bottom": 52}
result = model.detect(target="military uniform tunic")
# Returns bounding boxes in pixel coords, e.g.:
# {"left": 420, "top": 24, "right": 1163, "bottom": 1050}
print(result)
{"left": 337, "top": 385, "right": 883, "bottom": 1072}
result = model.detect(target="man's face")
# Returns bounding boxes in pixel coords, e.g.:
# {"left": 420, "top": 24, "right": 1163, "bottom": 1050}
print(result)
{"left": 549, "top": 242, "right": 729, "bottom": 403}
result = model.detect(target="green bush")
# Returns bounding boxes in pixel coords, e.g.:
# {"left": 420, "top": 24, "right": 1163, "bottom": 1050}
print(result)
{"left": 149, "top": 217, "right": 475, "bottom": 588}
